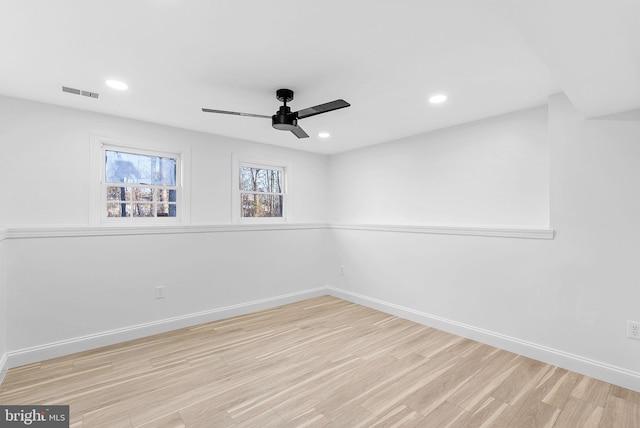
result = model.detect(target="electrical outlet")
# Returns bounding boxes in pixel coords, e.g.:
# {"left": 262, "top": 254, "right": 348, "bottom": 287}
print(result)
{"left": 156, "top": 286, "right": 166, "bottom": 299}
{"left": 340, "top": 266, "right": 345, "bottom": 276}
{"left": 627, "top": 320, "right": 640, "bottom": 340}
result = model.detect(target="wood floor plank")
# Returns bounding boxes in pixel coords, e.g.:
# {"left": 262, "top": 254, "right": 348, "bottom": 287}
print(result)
{"left": 404, "top": 343, "right": 502, "bottom": 417}
{"left": 445, "top": 350, "right": 521, "bottom": 412}
{"left": 570, "top": 374, "right": 611, "bottom": 407}
{"left": 370, "top": 405, "right": 425, "bottom": 427}
{"left": 359, "top": 353, "right": 457, "bottom": 417}
{"left": 418, "top": 401, "right": 470, "bottom": 428}
{"left": 490, "top": 357, "right": 549, "bottom": 406}
{"left": 286, "top": 408, "right": 331, "bottom": 428}
{"left": 611, "top": 384, "right": 640, "bottom": 406}
{"left": 328, "top": 405, "right": 377, "bottom": 428}
{"left": 600, "top": 394, "right": 640, "bottom": 428}
{"left": 464, "top": 397, "right": 511, "bottom": 428}
{"left": 134, "top": 412, "right": 186, "bottom": 428}
{"left": 553, "top": 396, "right": 602, "bottom": 428}
{"left": 177, "top": 399, "right": 235, "bottom": 428}
{"left": 539, "top": 367, "right": 580, "bottom": 409}
{"left": 514, "top": 400, "right": 561, "bottom": 428}
{"left": 1, "top": 295, "right": 638, "bottom": 427}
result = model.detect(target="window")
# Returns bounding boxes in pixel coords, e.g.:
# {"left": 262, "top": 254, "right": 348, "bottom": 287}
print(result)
{"left": 235, "top": 160, "right": 288, "bottom": 221}
{"left": 91, "top": 135, "right": 187, "bottom": 224}
{"left": 104, "top": 150, "right": 178, "bottom": 219}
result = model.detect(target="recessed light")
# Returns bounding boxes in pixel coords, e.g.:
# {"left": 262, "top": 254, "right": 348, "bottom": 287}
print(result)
{"left": 106, "top": 80, "right": 128, "bottom": 90}
{"left": 429, "top": 94, "right": 447, "bottom": 104}
{"left": 318, "top": 132, "right": 331, "bottom": 138}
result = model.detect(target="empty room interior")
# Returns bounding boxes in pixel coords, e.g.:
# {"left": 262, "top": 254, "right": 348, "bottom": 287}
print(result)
{"left": 1, "top": 1, "right": 640, "bottom": 427}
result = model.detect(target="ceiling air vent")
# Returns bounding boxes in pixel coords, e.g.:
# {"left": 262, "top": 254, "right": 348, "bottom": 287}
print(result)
{"left": 62, "top": 86, "right": 99, "bottom": 99}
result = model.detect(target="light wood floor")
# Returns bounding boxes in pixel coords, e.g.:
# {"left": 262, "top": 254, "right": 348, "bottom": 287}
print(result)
{"left": 1, "top": 296, "right": 639, "bottom": 427}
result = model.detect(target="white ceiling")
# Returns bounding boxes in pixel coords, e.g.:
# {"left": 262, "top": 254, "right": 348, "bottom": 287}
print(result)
{"left": 0, "top": 0, "right": 638, "bottom": 154}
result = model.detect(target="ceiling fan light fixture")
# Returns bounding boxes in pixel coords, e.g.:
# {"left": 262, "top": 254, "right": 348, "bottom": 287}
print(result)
{"left": 272, "top": 111, "right": 297, "bottom": 131}
{"left": 429, "top": 94, "right": 447, "bottom": 104}
{"left": 106, "top": 79, "right": 128, "bottom": 90}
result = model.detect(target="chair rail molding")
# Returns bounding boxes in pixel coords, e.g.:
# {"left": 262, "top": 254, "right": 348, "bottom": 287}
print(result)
{"left": 2, "top": 223, "right": 554, "bottom": 240}
{"left": 331, "top": 223, "right": 554, "bottom": 239}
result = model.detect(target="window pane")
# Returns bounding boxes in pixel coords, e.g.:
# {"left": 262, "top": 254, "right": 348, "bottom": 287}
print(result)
{"left": 132, "top": 187, "right": 153, "bottom": 202}
{"left": 157, "top": 203, "right": 177, "bottom": 217}
{"left": 239, "top": 166, "right": 282, "bottom": 193}
{"left": 107, "top": 203, "right": 129, "bottom": 217}
{"left": 239, "top": 166, "right": 254, "bottom": 191}
{"left": 105, "top": 150, "right": 176, "bottom": 185}
{"left": 241, "top": 193, "right": 283, "bottom": 217}
{"left": 156, "top": 188, "right": 176, "bottom": 203}
{"left": 107, "top": 187, "right": 128, "bottom": 201}
{"left": 132, "top": 203, "right": 153, "bottom": 217}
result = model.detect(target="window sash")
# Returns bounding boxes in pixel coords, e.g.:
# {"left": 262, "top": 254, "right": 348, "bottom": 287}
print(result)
{"left": 238, "top": 165, "right": 284, "bottom": 192}
{"left": 236, "top": 161, "right": 287, "bottom": 221}
{"left": 105, "top": 150, "right": 177, "bottom": 186}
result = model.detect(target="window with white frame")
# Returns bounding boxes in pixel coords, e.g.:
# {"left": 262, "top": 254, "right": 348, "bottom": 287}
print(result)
{"left": 237, "top": 162, "right": 287, "bottom": 220}
{"left": 100, "top": 146, "right": 181, "bottom": 221}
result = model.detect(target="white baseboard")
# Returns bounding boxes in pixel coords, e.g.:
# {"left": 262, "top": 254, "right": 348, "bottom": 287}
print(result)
{"left": 5, "top": 287, "right": 327, "bottom": 370}
{"left": 327, "top": 286, "right": 640, "bottom": 393}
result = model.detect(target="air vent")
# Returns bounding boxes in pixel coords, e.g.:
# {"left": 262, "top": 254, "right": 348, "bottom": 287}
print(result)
{"left": 62, "top": 86, "right": 99, "bottom": 99}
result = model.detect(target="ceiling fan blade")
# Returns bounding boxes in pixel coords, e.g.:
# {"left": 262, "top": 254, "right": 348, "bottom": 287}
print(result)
{"left": 202, "top": 108, "right": 270, "bottom": 119}
{"left": 290, "top": 126, "right": 309, "bottom": 139}
{"left": 296, "top": 99, "right": 350, "bottom": 119}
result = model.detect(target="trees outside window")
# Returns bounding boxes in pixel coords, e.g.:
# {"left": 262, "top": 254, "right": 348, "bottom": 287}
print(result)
{"left": 238, "top": 164, "right": 285, "bottom": 219}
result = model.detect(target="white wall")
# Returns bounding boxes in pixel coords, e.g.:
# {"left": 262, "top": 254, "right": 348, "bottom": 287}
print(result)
{"left": 0, "top": 234, "right": 7, "bottom": 380}
{"left": 5, "top": 228, "right": 331, "bottom": 356}
{"left": 329, "top": 105, "right": 549, "bottom": 227}
{"left": 547, "top": 93, "right": 640, "bottom": 375}
{"left": 328, "top": 97, "right": 640, "bottom": 390}
{"left": 0, "top": 95, "right": 331, "bottom": 365}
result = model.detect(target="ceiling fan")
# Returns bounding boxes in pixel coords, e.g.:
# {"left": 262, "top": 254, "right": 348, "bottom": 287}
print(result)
{"left": 202, "top": 88, "right": 350, "bottom": 139}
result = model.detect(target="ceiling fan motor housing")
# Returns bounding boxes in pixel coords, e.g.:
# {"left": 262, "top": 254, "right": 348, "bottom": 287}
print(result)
{"left": 272, "top": 105, "right": 298, "bottom": 131}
